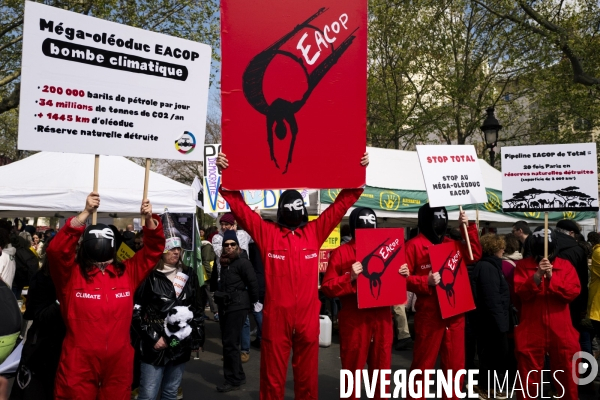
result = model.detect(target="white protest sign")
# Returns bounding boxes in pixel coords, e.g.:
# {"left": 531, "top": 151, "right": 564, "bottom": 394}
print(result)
{"left": 416, "top": 145, "right": 487, "bottom": 207}
{"left": 18, "top": 2, "right": 211, "bottom": 161}
{"left": 501, "top": 143, "right": 599, "bottom": 212}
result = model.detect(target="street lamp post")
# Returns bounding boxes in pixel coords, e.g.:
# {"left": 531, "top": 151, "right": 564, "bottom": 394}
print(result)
{"left": 481, "top": 107, "right": 502, "bottom": 167}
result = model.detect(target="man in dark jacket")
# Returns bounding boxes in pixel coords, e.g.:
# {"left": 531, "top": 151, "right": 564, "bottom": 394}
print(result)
{"left": 216, "top": 230, "right": 259, "bottom": 392}
{"left": 555, "top": 219, "right": 591, "bottom": 354}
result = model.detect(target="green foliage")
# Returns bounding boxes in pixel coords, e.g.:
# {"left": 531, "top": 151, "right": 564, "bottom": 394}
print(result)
{"left": 368, "top": 0, "right": 600, "bottom": 172}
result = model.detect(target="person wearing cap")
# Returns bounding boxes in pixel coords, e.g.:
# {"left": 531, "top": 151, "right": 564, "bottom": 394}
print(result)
{"left": 215, "top": 230, "right": 258, "bottom": 393}
{"left": 555, "top": 219, "right": 592, "bottom": 355}
{"left": 47, "top": 192, "right": 165, "bottom": 400}
{"left": 405, "top": 203, "right": 481, "bottom": 400}
{"left": 321, "top": 207, "right": 409, "bottom": 399}
{"left": 132, "top": 228, "right": 204, "bottom": 400}
{"left": 216, "top": 151, "right": 368, "bottom": 400}
{"left": 211, "top": 213, "right": 251, "bottom": 323}
{"left": 514, "top": 226, "right": 580, "bottom": 400}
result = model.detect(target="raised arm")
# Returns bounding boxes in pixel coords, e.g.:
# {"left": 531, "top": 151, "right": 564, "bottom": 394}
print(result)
{"left": 315, "top": 188, "right": 363, "bottom": 246}
{"left": 48, "top": 192, "right": 98, "bottom": 294}
{"left": 220, "top": 189, "right": 269, "bottom": 246}
{"left": 126, "top": 199, "right": 165, "bottom": 288}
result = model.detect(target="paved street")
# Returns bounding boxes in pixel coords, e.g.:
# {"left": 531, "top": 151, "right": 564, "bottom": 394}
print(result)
{"left": 178, "top": 313, "right": 413, "bottom": 400}
{"left": 178, "top": 313, "right": 600, "bottom": 400}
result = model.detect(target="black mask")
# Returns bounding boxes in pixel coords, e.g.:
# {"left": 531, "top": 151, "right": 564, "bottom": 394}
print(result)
{"left": 82, "top": 224, "right": 115, "bottom": 262}
{"left": 349, "top": 207, "right": 377, "bottom": 239}
{"left": 529, "top": 226, "right": 557, "bottom": 262}
{"left": 277, "top": 190, "right": 308, "bottom": 230}
{"left": 417, "top": 203, "right": 448, "bottom": 244}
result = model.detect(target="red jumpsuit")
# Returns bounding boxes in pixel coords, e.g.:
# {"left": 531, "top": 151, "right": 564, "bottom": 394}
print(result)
{"left": 405, "top": 223, "right": 481, "bottom": 400}
{"left": 513, "top": 257, "right": 580, "bottom": 400}
{"left": 48, "top": 217, "right": 164, "bottom": 400}
{"left": 220, "top": 188, "right": 362, "bottom": 400}
{"left": 321, "top": 239, "right": 393, "bottom": 399}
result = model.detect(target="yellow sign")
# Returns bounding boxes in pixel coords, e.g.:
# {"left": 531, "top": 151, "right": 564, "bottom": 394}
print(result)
{"left": 309, "top": 216, "right": 341, "bottom": 250}
{"left": 116, "top": 242, "right": 135, "bottom": 262}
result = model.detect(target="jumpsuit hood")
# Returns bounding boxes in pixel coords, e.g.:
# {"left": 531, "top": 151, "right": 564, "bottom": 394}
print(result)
{"left": 417, "top": 203, "right": 448, "bottom": 244}
{"left": 349, "top": 207, "right": 377, "bottom": 239}
{"left": 277, "top": 190, "right": 308, "bottom": 230}
{"left": 528, "top": 226, "right": 558, "bottom": 262}
{"left": 82, "top": 224, "right": 116, "bottom": 263}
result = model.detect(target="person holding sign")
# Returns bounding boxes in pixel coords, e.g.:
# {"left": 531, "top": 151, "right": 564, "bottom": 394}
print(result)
{"left": 47, "top": 192, "right": 165, "bottom": 400}
{"left": 321, "top": 207, "right": 409, "bottom": 399}
{"left": 131, "top": 235, "right": 205, "bottom": 400}
{"left": 216, "top": 152, "right": 368, "bottom": 400}
{"left": 513, "top": 227, "right": 580, "bottom": 400}
{"left": 405, "top": 203, "right": 481, "bottom": 399}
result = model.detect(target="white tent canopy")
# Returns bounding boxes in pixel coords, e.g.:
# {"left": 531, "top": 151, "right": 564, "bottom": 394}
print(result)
{"left": 321, "top": 147, "right": 595, "bottom": 226}
{"left": 0, "top": 152, "right": 196, "bottom": 218}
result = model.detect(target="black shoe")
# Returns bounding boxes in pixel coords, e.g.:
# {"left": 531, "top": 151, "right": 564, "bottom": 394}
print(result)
{"left": 216, "top": 382, "right": 240, "bottom": 393}
{"left": 251, "top": 339, "right": 261, "bottom": 349}
{"left": 394, "top": 337, "right": 413, "bottom": 351}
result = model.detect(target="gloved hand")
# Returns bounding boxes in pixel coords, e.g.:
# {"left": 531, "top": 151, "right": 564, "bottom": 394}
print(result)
{"left": 254, "top": 302, "right": 263, "bottom": 313}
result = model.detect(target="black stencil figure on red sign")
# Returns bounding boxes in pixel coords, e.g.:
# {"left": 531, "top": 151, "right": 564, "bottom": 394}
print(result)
{"left": 438, "top": 250, "right": 463, "bottom": 308}
{"left": 360, "top": 238, "right": 402, "bottom": 299}
{"left": 242, "top": 8, "right": 358, "bottom": 174}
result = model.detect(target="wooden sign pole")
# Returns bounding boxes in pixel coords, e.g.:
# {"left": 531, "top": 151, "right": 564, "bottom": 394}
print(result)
{"left": 459, "top": 205, "right": 473, "bottom": 260}
{"left": 92, "top": 155, "right": 99, "bottom": 224}
{"left": 544, "top": 211, "right": 549, "bottom": 259}
{"left": 142, "top": 158, "right": 151, "bottom": 226}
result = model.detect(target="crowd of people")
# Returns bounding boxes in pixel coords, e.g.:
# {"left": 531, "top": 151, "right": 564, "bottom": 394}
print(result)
{"left": 0, "top": 150, "right": 598, "bottom": 400}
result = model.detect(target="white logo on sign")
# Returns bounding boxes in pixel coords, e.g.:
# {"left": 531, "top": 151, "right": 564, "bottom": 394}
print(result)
{"left": 283, "top": 199, "right": 305, "bottom": 215}
{"left": 358, "top": 214, "right": 376, "bottom": 225}
{"left": 532, "top": 229, "right": 552, "bottom": 242}
{"left": 433, "top": 210, "right": 446, "bottom": 219}
{"left": 88, "top": 228, "right": 115, "bottom": 247}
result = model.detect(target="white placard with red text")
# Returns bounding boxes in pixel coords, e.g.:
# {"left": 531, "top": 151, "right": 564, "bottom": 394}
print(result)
{"left": 18, "top": 2, "right": 211, "bottom": 161}
{"left": 416, "top": 145, "right": 487, "bottom": 207}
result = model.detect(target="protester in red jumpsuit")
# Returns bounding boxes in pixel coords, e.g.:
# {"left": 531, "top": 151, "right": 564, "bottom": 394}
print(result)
{"left": 216, "top": 152, "right": 368, "bottom": 399}
{"left": 48, "top": 192, "right": 164, "bottom": 400}
{"left": 514, "top": 226, "right": 580, "bottom": 400}
{"left": 321, "top": 207, "right": 409, "bottom": 399}
{"left": 406, "top": 203, "right": 481, "bottom": 399}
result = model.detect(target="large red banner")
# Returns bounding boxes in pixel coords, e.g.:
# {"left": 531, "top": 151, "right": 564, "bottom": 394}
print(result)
{"left": 355, "top": 229, "right": 407, "bottom": 309}
{"left": 221, "top": 1, "right": 367, "bottom": 190}
{"left": 429, "top": 241, "right": 475, "bottom": 319}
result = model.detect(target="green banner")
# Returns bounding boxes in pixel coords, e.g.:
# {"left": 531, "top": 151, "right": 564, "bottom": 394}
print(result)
{"left": 182, "top": 220, "right": 205, "bottom": 287}
{"left": 320, "top": 187, "right": 596, "bottom": 222}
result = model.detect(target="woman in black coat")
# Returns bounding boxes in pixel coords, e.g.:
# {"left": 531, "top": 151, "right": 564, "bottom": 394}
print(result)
{"left": 215, "top": 230, "right": 258, "bottom": 393}
{"left": 472, "top": 233, "right": 510, "bottom": 398}
{"left": 131, "top": 242, "right": 205, "bottom": 400}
